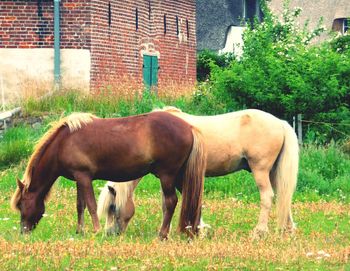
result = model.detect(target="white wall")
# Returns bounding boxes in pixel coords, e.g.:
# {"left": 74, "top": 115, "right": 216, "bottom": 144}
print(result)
{"left": 0, "top": 48, "right": 90, "bottom": 107}
{"left": 219, "top": 26, "right": 246, "bottom": 58}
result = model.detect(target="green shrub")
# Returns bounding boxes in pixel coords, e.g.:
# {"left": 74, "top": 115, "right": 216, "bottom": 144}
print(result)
{"left": 297, "top": 143, "right": 350, "bottom": 199}
{"left": 197, "top": 50, "right": 235, "bottom": 82}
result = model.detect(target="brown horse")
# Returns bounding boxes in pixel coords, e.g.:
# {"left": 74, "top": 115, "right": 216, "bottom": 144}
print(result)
{"left": 98, "top": 107, "right": 299, "bottom": 238}
{"left": 10, "top": 111, "right": 206, "bottom": 239}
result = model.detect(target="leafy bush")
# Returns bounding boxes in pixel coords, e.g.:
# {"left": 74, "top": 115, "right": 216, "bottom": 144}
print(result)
{"left": 197, "top": 50, "right": 234, "bottom": 82}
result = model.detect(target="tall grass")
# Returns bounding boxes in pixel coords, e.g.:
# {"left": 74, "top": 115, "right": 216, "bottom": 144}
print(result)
{"left": 0, "top": 124, "right": 46, "bottom": 170}
{"left": 1, "top": 91, "right": 349, "bottom": 201}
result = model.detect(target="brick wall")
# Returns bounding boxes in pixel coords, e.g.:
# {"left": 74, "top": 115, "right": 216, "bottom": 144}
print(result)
{"left": 90, "top": 0, "right": 196, "bottom": 95}
{"left": 0, "top": 0, "right": 90, "bottom": 49}
{"left": 0, "top": 0, "right": 196, "bottom": 95}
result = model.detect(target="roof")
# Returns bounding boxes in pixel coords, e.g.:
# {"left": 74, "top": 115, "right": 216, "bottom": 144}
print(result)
{"left": 196, "top": 0, "right": 244, "bottom": 51}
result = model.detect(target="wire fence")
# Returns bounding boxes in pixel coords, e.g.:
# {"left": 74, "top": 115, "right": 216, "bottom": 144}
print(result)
{"left": 292, "top": 114, "right": 350, "bottom": 144}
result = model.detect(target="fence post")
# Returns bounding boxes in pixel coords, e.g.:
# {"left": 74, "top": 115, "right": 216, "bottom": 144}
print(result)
{"left": 0, "top": 75, "right": 6, "bottom": 129}
{"left": 297, "top": 113, "right": 302, "bottom": 145}
{"left": 292, "top": 116, "right": 296, "bottom": 131}
{"left": 1, "top": 75, "right": 4, "bottom": 111}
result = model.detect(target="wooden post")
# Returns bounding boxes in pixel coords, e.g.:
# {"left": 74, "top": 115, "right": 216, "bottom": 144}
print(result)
{"left": 0, "top": 75, "right": 5, "bottom": 129}
{"left": 292, "top": 116, "right": 296, "bottom": 131}
{"left": 297, "top": 114, "right": 302, "bottom": 145}
{"left": 1, "top": 75, "right": 4, "bottom": 111}
{"left": 54, "top": 0, "right": 61, "bottom": 90}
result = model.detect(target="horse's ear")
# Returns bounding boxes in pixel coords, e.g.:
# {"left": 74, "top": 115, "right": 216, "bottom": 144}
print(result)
{"left": 108, "top": 185, "right": 116, "bottom": 197}
{"left": 17, "top": 178, "right": 24, "bottom": 191}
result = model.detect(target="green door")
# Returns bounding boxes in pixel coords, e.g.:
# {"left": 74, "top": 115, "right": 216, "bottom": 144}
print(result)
{"left": 143, "top": 55, "right": 158, "bottom": 89}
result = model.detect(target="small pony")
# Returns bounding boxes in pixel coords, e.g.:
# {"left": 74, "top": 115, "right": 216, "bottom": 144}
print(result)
{"left": 98, "top": 107, "right": 299, "bottom": 238}
{"left": 11, "top": 111, "right": 207, "bottom": 239}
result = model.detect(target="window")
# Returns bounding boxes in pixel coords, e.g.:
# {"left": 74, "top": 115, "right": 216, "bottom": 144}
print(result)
{"left": 343, "top": 18, "right": 349, "bottom": 34}
{"left": 148, "top": 0, "right": 151, "bottom": 20}
{"left": 37, "top": 0, "right": 43, "bottom": 17}
{"left": 186, "top": 19, "right": 189, "bottom": 39}
{"left": 108, "top": 2, "right": 111, "bottom": 27}
{"left": 176, "top": 16, "right": 179, "bottom": 36}
{"left": 332, "top": 18, "right": 350, "bottom": 34}
{"left": 135, "top": 8, "right": 139, "bottom": 31}
{"left": 242, "top": 0, "right": 262, "bottom": 23}
{"left": 164, "top": 14, "right": 167, "bottom": 34}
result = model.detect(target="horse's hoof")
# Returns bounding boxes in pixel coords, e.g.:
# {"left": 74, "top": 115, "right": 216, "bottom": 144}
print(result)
{"left": 158, "top": 233, "right": 168, "bottom": 241}
{"left": 251, "top": 226, "right": 269, "bottom": 240}
{"left": 76, "top": 227, "right": 85, "bottom": 235}
{"left": 287, "top": 223, "right": 297, "bottom": 234}
{"left": 93, "top": 226, "right": 101, "bottom": 234}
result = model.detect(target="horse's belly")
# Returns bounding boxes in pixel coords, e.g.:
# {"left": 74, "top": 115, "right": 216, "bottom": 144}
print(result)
{"left": 95, "top": 165, "right": 150, "bottom": 181}
{"left": 205, "top": 154, "right": 246, "bottom": 177}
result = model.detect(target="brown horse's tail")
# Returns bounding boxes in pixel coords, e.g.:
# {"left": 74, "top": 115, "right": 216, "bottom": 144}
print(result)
{"left": 274, "top": 121, "right": 299, "bottom": 229}
{"left": 178, "top": 127, "right": 207, "bottom": 236}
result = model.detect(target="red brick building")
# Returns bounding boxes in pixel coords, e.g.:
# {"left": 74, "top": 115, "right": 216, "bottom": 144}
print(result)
{"left": 0, "top": 0, "right": 196, "bottom": 104}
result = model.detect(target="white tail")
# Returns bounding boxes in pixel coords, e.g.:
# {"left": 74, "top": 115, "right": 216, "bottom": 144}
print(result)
{"left": 275, "top": 121, "right": 299, "bottom": 229}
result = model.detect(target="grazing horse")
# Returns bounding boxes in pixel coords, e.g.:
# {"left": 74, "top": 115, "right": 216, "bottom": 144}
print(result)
{"left": 10, "top": 111, "right": 206, "bottom": 239}
{"left": 98, "top": 107, "right": 299, "bottom": 237}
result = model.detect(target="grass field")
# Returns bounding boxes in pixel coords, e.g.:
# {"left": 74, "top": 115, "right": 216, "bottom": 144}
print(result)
{"left": 0, "top": 93, "right": 349, "bottom": 270}
{"left": 0, "top": 155, "right": 349, "bottom": 270}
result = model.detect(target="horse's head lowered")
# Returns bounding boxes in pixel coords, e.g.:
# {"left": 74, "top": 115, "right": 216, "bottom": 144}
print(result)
{"left": 13, "top": 179, "right": 45, "bottom": 233}
{"left": 98, "top": 184, "right": 135, "bottom": 235}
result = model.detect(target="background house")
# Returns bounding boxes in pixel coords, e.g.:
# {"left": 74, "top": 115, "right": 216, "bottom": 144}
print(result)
{"left": 196, "top": 0, "right": 350, "bottom": 54}
{"left": 269, "top": 0, "right": 350, "bottom": 36}
{"left": 0, "top": 0, "right": 196, "bottom": 106}
{"left": 196, "top": 0, "right": 261, "bottom": 56}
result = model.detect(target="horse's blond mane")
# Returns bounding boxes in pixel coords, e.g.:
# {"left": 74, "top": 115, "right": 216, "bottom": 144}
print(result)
{"left": 152, "top": 106, "right": 183, "bottom": 113}
{"left": 11, "top": 112, "right": 96, "bottom": 211}
{"left": 113, "top": 181, "right": 134, "bottom": 208}
{"left": 97, "top": 181, "right": 135, "bottom": 219}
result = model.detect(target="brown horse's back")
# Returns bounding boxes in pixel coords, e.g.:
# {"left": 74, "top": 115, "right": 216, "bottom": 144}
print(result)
{"left": 57, "top": 112, "right": 193, "bottom": 181}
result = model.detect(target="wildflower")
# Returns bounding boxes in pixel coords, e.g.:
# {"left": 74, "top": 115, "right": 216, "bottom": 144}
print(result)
{"left": 306, "top": 252, "right": 314, "bottom": 257}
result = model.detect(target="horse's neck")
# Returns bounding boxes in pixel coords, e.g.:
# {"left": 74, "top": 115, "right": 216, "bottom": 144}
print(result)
{"left": 27, "top": 155, "right": 58, "bottom": 198}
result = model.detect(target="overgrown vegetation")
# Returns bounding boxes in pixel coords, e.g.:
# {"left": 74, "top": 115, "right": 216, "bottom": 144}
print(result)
{"left": 1, "top": 90, "right": 349, "bottom": 201}
{"left": 196, "top": 2, "right": 349, "bottom": 142}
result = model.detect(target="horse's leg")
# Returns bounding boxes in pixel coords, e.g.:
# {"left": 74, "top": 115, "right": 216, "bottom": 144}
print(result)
{"left": 76, "top": 182, "right": 86, "bottom": 234}
{"left": 252, "top": 169, "right": 274, "bottom": 238}
{"left": 74, "top": 172, "right": 101, "bottom": 232}
{"left": 287, "top": 209, "right": 296, "bottom": 233}
{"left": 159, "top": 175, "right": 178, "bottom": 240}
{"left": 161, "top": 181, "right": 210, "bottom": 235}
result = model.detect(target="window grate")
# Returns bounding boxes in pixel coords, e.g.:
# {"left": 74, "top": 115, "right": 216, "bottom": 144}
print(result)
{"left": 176, "top": 16, "right": 179, "bottom": 35}
{"left": 135, "top": 8, "right": 139, "bottom": 31}
{"left": 186, "top": 19, "right": 189, "bottom": 39}
{"left": 108, "top": 2, "right": 111, "bottom": 27}
{"left": 37, "top": 0, "right": 42, "bottom": 17}
{"left": 148, "top": 0, "right": 151, "bottom": 20}
{"left": 164, "top": 14, "right": 167, "bottom": 34}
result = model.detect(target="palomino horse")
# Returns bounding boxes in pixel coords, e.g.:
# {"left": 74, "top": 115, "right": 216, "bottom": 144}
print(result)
{"left": 11, "top": 111, "right": 206, "bottom": 239}
{"left": 98, "top": 107, "right": 299, "bottom": 237}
